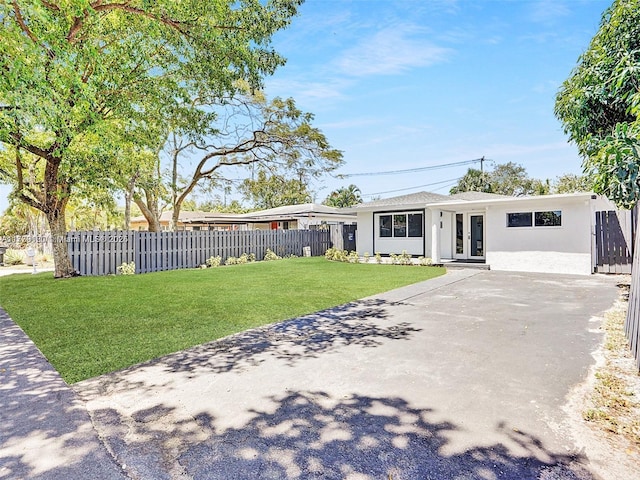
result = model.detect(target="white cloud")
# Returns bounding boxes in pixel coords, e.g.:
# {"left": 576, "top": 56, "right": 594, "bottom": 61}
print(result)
{"left": 528, "top": 0, "right": 570, "bottom": 24}
{"left": 335, "top": 27, "right": 452, "bottom": 77}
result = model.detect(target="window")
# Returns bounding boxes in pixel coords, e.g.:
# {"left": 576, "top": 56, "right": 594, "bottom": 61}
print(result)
{"left": 507, "top": 212, "right": 533, "bottom": 227}
{"left": 378, "top": 212, "right": 424, "bottom": 238}
{"left": 507, "top": 211, "right": 562, "bottom": 227}
{"left": 393, "top": 214, "right": 406, "bottom": 237}
{"left": 535, "top": 211, "right": 561, "bottom": 227}
{"left": 408, "top": 213, "right": 423, "bottom": 237}
{"left": 380, "top": 215, "right": 392, "bottom": 237}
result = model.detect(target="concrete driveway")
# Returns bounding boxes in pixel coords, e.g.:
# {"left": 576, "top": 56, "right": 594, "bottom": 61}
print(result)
{"left": 66, "top": 269, "right": 621, "bottom": 480}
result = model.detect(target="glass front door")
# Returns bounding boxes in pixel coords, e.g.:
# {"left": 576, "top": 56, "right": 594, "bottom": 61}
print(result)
{"left": 454, "top": 212, "right": 485, "bottom": 260}
{"left": 469, "top": 214, "right": 484, "bottom": 258}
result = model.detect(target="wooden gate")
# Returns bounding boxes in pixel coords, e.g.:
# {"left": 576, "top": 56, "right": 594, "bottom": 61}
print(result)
{"left": 595, "top": 210, "right": 633, "bottom": 274}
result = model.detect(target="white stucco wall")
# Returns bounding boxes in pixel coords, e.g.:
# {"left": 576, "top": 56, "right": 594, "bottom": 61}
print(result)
{"left": 356, "top": 212, "right": 374, "bottom": 255}
{"left": 485, "top": 197, "right": 594, "bottom": 275}
{"left": 356, "top": 210, "right": 428, "bottom": 256}
{"left": 440, "top": 212, "right": 453, "bottom": 259}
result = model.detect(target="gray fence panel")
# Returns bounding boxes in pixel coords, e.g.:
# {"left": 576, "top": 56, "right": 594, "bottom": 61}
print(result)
{"left": 67, "top": 229, "right": 331, "bottom": 276}
{"left": 625, "top": 205, "right": 640, "bottom": 371}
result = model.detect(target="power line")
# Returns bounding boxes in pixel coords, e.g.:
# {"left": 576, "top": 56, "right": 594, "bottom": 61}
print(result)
{"left": 363, "top": 177, "right": 463, "bottom": 197}
{"left": 341, "top": 158, "right": 484, "bottom": 177}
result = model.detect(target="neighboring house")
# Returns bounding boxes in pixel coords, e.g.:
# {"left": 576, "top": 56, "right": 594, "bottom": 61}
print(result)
{"left": 129, "top": 203, "right": 356, "bottom": 232}
{"left": 354, "top": 191, "right": 626, "bottom": 275}
{"left": 129, "top": 211, "right": 247, "bottom": 231}
{"left": 238, "top": 203, "right": 357, "bottom": 230}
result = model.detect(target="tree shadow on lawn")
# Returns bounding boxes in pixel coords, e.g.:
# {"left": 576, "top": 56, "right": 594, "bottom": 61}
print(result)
{"left": 152, "top": 298, "right": 420, "bottom": 377}
{"left": 90, "top": 390, "right": 595, "bottom": 480}
{"left": 0, "top": 309, "right": 127, "bottom": 480}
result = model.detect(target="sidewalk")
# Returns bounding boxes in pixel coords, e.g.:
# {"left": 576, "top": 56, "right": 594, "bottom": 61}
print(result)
{"left": 0, "top": 309, "right": 127, "bottom": 479}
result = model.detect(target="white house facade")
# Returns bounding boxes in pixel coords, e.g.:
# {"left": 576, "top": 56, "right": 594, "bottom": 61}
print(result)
{"left": 354, "top": 191, "right": 624, "bottom": 275}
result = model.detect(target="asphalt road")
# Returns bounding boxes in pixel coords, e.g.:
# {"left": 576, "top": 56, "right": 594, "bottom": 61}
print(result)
{"left": 68, "top": 269, "right": 620, "bottom": 480}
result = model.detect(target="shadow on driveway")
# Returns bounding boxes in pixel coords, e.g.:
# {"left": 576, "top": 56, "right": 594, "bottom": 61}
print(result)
{"left": 90, "top": 390, "right": 593, "bottom": 480}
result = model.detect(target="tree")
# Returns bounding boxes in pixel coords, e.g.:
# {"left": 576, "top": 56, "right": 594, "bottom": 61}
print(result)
{"left": 450, "top": 162, "right": 537, "bottom": 196}
{"left": 239, "top": 169, "right": 313, "bottom": 209}
{"left": 552, "top": 173, "right": 591, "bottom": 194}
{"left": 555, "top": 0, "right": 640, "bottom": 208}
{"left": 0, "top": 0, "right": 302, "bottom": 277}
{"left": 324, "top": 184, "right": 362, "bottom": 207}
{"left": 166, "top": 92, "right": 342, "bottom": 229}
{"left": 449, "top": 168, "right": 491, "bottom": 195}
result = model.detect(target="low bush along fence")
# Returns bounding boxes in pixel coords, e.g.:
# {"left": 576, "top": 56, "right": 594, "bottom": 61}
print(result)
{"left": 66, "top": 229, "right": 331, "bottom": 276}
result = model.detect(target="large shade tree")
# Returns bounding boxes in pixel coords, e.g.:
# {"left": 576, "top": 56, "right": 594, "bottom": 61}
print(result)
{"left": 450, "top": 162, "right": 538, "bottom": 196}
{"left": 239, "top": 169, "right": 313, "bottom": 209}
{"left": 165, "top": 92, "right": 342, "bottom": 228}
{"left": 0, "top": 0, "right": 302, "bottom": 277}
{"left": 555, "top": 0, "right": 640, "bottom": 209}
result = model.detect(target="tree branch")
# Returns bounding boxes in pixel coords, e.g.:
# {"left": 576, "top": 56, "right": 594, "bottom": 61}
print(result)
{"left": 11, "top": 0, "right": 39, "bottom": 44}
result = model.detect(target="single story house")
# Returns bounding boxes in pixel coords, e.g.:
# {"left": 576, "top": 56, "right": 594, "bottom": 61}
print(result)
{"left": 354, "top": 191, "right": 627, "bottom": 275}
{"left": 129, "top": 210, "right": 247, "bottom": 231}
{"left": 130, "top": 203, "right": 356, "bottom": 232}
{"left": 237, "top": 203, "right": 357, "bottom": 230}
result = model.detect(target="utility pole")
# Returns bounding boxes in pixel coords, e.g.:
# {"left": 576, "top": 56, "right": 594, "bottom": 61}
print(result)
{"left": 480, "top": 156, "right": 485, "bottom": 173}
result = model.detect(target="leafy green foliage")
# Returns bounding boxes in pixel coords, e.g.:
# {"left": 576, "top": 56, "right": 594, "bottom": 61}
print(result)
{"left": 450, "top": 162, "right": 539, "bottom": 196}
{"left": 241, "top": 169, "right": 313, "bottom": 209}
{"left": 3, "top": 249, "right": 25, "bottom": 266}
{"left": 263, "top": 248, "right": 282, "bottom": 261}
{"left": 167, "top": 92, "right": 343, "bottom": 225}
{"left": 0, "top": 258, "right": 445, "bottom": 382}
{"left": 205, "top": 255, "right": 223, "bottom": 268}
{"left": 117, "top": 262, "right": 136, "bottom": 275}
{"left": 0, "top": 0, "right": 303, "bottom": 275}
{"left": 552, "top": 173, "right": 591, "bottom": 194}
{"left": 555, "top": 0, "right": 640, "bottom": 208}
{"left": 324, "top": 184, "right": 362, "bottom": 208}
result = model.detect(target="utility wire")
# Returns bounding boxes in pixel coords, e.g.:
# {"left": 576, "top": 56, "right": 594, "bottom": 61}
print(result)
{"left": 363, "top": 177, "right": 463, "bottom": 197}
{"left": 341, "top": 158, "right": 484, "bottom": 177}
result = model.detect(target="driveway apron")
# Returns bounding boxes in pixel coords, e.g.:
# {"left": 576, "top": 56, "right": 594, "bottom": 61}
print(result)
{"left": 69, "top": 269, "right": 620, "bottom": 480}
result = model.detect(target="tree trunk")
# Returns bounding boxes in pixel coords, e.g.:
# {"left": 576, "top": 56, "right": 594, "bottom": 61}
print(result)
{"left": 133, "top": 196, "right": 161, "bottom": 232}
{"left": 46, "top": 207, "right": 77, "bottom": 278}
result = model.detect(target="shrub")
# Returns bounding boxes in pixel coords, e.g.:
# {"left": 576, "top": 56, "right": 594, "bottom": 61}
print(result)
{"left": 417, "top": 256, "right": 432, "bottom": 266}
{"left": 363, "top": 252, "right": 371, "bottom": 263}
{"left": 117, "top": 262, "right": 136, "bottom": 275}
{"left": 264, "top": 248, "right": 281, "bottom": 261}
{"left": 38, "top": 253, "right": 52, "bottom": 263}
{"left": 375, "top": 252, "right": 382, "bottom": 264}
{"left": 397, "top": 250, "right": 412, "bottom": 265}
{"left": 4, "top": 249, "right": 24, "bottom": 266}
{"left": 347, "top": 251, "right": 360, "bottom": 263}
{"left": 225, "top": 256, "right": 238, "bottom": 265}
{"left": 206, "top": 256, "right": 222, "bottom": 268}
{"left": 324, "top": 247, "right": 348, "bottom": 262}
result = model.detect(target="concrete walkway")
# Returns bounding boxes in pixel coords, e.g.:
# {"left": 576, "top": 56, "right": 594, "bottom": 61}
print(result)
{"left": 0, "top": 310, "right": 127, "bottom": 479}
{"left": 0, "top": 270, "right": 623, "bottom": 479}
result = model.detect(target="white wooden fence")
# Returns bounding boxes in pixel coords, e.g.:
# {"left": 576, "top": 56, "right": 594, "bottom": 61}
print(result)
{"left": 67, "top": 230, "right": 332, "bottom": 276}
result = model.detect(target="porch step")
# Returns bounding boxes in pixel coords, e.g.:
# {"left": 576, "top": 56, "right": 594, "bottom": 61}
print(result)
{"left": 436, "top": 262, "right": 490, "bottom": 270}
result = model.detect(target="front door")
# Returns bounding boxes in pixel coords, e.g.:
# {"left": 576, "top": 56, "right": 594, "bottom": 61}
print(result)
{"left": 469, "top": 214, "right": 484, "bottom": 259}
{"left": 454, "top": 212, "right": 485, "bottom": 260}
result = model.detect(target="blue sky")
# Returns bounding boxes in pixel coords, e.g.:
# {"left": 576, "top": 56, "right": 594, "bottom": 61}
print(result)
{"left": 263, "top": 0, "right": 610, "bottom": 200}
{"left": 0, "top": 0, "right": 610, "bottom": 212}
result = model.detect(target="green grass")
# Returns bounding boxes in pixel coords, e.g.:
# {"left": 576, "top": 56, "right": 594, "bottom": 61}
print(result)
{"left": 0, "top": 257, "right": 445, "bottom": 383}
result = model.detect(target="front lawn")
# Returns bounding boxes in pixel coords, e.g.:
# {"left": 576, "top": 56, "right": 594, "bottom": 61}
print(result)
{"left": 0, "top": 257, "right": 445, "bottom": 383}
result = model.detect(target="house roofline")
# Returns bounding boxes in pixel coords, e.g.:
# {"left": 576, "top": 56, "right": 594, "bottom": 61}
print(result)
{"left": 424, "top": 192, "right": 597, "bottom": 209}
